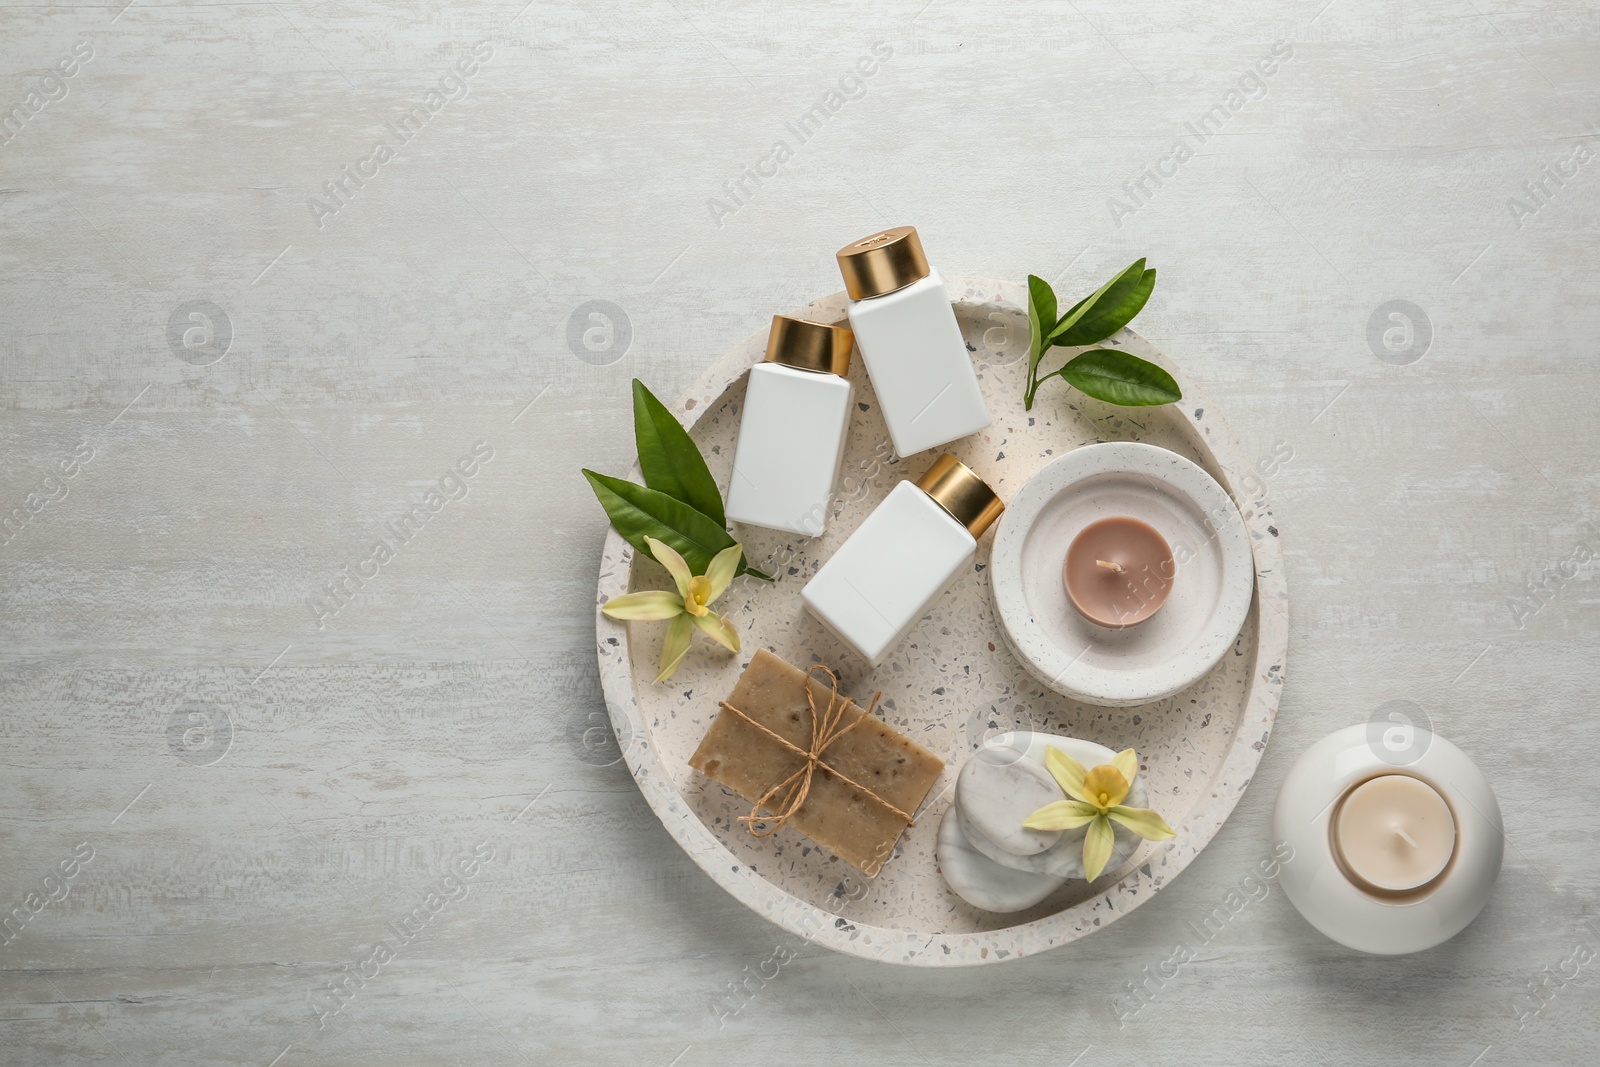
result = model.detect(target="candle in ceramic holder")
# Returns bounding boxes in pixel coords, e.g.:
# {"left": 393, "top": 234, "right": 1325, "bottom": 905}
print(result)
{"left": 1272, "top": 724, "right": 1503, "bottom": 955}
{"left": 1333, "top": 774, "right": 1456, "bottom": 893}
{"left": 1063, "top": 516, "right": 1174, "bottom": 628}
{"left": 989, "top": 443, "right": 1257, "bottom": 707}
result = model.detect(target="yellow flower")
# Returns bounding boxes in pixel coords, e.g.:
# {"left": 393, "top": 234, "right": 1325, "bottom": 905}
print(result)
{"left": 1021, "top": 747, "right": 1176, "bottom": 881}
{"left": 601, "top": 536, "right": 742, "bottom": 682}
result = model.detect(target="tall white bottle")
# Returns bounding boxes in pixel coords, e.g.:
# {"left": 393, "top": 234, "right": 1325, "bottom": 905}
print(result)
{"left": 801, "top": 454, "right": 1003, "bottom": 668}
{"left": 725, "top": 315, "right": 856, "bottom": 537}
{"left": 836, "top": 226, "right": 991, "bottom": 457}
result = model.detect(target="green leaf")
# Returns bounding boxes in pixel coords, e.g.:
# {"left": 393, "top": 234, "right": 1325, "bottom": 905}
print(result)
{"left": 632, "top": 379, "right": 725, "bottom": 526}
{"left": 1027, "top": 275, "right": 1057, "bottom": 362}
{"left": 1045, "top": 263, "right": 1130, "bottom": 348}
{"left": 1056, "top": 292, "right": 1091, "bottom": 331}
{"left": 1042, "top": 349, "right": 1182, "bottom": 407}
{"left": 1052, "top": 261, "right": 1155, "bottom": 348}
{"left": 1025, "top": 275, "right": 1057, "bottom": 407}
{"left": 583, "top": 470, "right": 768, "bottom": 579}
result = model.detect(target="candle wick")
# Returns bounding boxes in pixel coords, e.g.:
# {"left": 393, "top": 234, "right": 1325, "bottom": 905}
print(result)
{"left": 1095, "top": 559, "right": 1125, "bottom": 573}
{"left": 1394, "top": 825, "right": 1418, "bottom": 849}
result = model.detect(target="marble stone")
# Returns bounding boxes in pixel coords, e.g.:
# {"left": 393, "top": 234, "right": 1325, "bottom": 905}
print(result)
{"left": 935, "top": 807, "right": 1063, "bottom": 914}
{"left": 934, "top": 735, "right": 1152, "bottom": 908}
{"left": 955, "top": 748, "right": 1062, "bottom": 856}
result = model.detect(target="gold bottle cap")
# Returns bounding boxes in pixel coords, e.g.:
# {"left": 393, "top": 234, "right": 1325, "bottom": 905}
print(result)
{"left": 915, "top": 454, "right": 1004, "bottom": 539}
{"left": 835, "top": 225, "right": 931, "bottom": 300}
{"left": 765, "top": 315, "right": 854, "bottom": 376}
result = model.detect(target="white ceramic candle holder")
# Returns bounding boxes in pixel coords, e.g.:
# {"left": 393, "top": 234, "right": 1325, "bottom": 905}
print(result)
{"left": 1271, "top": 724, "right": 1503, "bottom": 955}
{"left": 990, "top": 442, "right": 1255, "bottom": 707}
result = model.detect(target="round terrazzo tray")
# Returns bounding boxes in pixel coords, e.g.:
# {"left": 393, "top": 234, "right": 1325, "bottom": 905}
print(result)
{"left": 593, "top": 276, "right": 1288, "bottom": 967}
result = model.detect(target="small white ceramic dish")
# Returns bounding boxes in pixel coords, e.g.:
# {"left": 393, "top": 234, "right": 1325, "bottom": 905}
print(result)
{"left": 1271, "top": 724, "right": 1503, "bottom": 955}
{"left": 990, "top": 442, "right": 1255, "bottom": 707}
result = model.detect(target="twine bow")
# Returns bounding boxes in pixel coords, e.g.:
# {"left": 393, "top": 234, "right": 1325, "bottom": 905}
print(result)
{"left": 717, "top": 663, "right": 915, "bottom": 838}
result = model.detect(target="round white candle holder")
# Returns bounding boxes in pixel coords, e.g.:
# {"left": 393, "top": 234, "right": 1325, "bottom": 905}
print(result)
{"left": 990, "top": 442, "right": 1255, "bottom": 707}
{"left": 1271, "top": 723, "right": 1503, "bottom": 955}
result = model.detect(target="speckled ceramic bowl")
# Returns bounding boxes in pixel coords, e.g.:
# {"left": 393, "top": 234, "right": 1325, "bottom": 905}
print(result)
{"left": 594, "top": 277, "right": 1288, "bottom": 966}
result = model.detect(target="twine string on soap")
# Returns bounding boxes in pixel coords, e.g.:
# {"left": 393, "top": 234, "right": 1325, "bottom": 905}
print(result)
{"left": 717, "top": 664, "right": 914, "bottom": 838}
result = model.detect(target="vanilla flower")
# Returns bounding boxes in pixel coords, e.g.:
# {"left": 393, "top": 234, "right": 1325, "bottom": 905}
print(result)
{"left": 1022, "top": 748, "right": 1176, "bottom": 881}
{"left": 602, "top": 536, "right": 741, "bottom": 681}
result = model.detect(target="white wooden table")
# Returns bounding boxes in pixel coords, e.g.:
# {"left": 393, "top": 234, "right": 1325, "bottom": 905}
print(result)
{"left": 2, "top": 2, "right": 1596, "bottom": 1063}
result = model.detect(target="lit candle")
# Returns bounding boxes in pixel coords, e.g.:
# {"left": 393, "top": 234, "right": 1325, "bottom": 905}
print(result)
{"left": 1062, "top": 516, "right": 1174, "bottom": 628}
{"left": 1333, "top": 774, "right": 1457, "bottom": 893}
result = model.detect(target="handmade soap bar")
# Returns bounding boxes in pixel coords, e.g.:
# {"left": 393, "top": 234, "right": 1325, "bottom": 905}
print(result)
{"left": 688, "top": 649, "right": 944, "bottom": 877}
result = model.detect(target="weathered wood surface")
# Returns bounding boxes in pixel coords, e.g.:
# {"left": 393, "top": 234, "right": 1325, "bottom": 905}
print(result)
{"left": 1, "top": 1, "right": 1596, "bottom": 1063}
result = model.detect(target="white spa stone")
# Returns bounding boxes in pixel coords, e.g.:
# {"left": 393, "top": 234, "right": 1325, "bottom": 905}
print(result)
{"left": 936, "top": 807, "right": 1064, "bottom": 914}
{"left": 938, "top": 732, "right": 1151, "bottom": 904}
{"left": 955, "top": 747, "right": 1062, "bottom": 856}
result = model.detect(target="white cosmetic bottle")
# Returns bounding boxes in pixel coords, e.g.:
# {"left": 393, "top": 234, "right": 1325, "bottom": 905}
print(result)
{"left": 802, "top": 454, "right": 1003, "bottom": 668}
{"left": 725, "top": 315, "right": 856, "bottom": 537}
{"left": 837, "top": 226, "right": 991, "bottom": 457}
